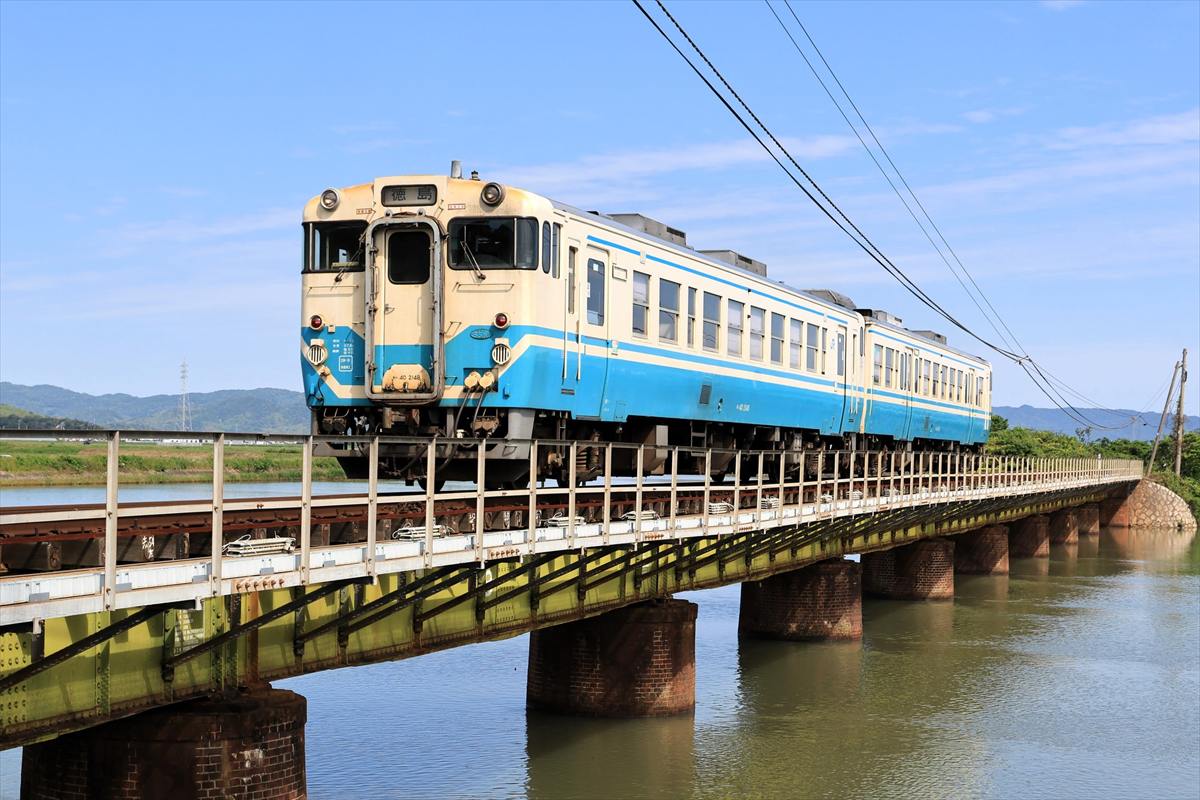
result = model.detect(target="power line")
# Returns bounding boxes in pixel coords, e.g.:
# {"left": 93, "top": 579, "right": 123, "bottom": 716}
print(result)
{"left": 632, "top": 0, "right": 1131, "bottom": 430}
{"left": 765, "top": 0, "right": 1136, "bottom": 431}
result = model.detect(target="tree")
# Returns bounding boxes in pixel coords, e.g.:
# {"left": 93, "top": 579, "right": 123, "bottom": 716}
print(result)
{"left": 990, "top": 414, "right": 1009, "bottom": 432}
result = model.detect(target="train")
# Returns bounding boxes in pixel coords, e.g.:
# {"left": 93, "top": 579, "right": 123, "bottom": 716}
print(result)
{"left": 300, "top": 163, "right": 991, "bottom": 487}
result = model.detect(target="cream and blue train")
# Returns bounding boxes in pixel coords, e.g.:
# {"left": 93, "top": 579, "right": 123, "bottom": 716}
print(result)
{"left": 300, "top": 164, "right": 991, "bottom": 484}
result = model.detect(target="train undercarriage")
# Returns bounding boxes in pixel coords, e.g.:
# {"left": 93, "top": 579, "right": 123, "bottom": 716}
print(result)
{"left": 314, "top": 405, "right": 978, "bottom": 490}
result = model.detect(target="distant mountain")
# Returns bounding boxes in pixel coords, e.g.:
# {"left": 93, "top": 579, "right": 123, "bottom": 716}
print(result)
{"left": 0, "top": 382, "right": 309, "bottom": 434}
{"left": 1, "top": 381, "right": 1195, "bottom": 441}
{"left": 993, "top": 405, "right": 1199, "bottom": 442}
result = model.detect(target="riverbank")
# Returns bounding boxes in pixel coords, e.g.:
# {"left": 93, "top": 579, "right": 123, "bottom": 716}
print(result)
{"left": 0, "top": 440, "right": 347, "bottom": 486}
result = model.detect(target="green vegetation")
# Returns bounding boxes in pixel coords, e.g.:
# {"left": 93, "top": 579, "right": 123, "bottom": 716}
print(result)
{"left": 987, "top": 413, "right": 1200, "bottom": 520}
{"left": 0, "top": 404, "right": 100, "bottom": 431}
{"left": 0, "top": 440, "right": 346, "bottom": 486}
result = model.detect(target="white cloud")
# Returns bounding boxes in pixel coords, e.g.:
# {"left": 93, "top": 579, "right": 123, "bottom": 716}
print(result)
{"left": 1041, "top": 0, "right": 1085, "bottom": 10}
{"left": 1045, "top": 108, "right": 1200, "bottom": 150}
{"left": 962, "top": 107, "right": 1026, "bottom": 124}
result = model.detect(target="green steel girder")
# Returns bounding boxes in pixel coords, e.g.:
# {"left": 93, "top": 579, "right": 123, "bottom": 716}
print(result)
{"left": 0, "top": 485, "right": 1118, "bottom": 749}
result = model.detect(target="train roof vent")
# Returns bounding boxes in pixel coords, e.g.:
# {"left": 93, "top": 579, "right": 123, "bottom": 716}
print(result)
{"left": 857, "top": 308, "right": 904, "bottom": 326}
{"left": 911, "top": 329, "right": 948, "bottom": 345}
{"left": 804, "top": 288, "right": 856, "bottom": 310}
{"left": 698, "top": 249, "right": 767, "bottom": 277}
{"left": 605, "top": 213, "right": 688, "bottom": 247}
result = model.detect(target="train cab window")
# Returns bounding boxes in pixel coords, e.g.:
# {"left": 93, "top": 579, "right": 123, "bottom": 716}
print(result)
{"left": 703, "top": 292, "right": 720, "bottom": 351}
{"left": 884, "top": 348, "right": 895, "bottom": 388}
{"left": 586, "top": 259, "right": 605, "bottom": 324}
{"left": 771, "top": 313, "right": 785, "bottom": 364}
{"left": 727, "top": 300, "right": 744, "bottom": 357}
{"left": 687, "top": 288, "right": 697, "bottom": 347}
{"left": 449, "top": 217, "right": 538, "bottom": 269}
{"left": 541, "top": 223, "right": 552, "bottom": 274}
{"left": 836, "top": 331, "right": 846, "bottom": 377}
{"left": 568, "top": 247, "right": 577, "bottom": 313}
{"left": 872, "top": 344, "right": 883, "bottom": 385}
{"left": 386, "top": 229, "right": 431, "bottom": 284}
{"left": 807, "top": 324, "right": 820, "bottom": 372}
{"left": 789, "top": 320, "right": 802, "bottom": 369}
{"left": 632, "top": 271, "right": 650, "bottom": 336}
{"left": 305, "top": 221, "right": 366, "bottom": 272}
{"left": 660, "top": 280, "right": 680, "bottom": 343}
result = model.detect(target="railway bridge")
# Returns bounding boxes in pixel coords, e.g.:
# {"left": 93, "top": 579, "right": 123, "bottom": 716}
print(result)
{"left": 0, "top": 430, "right": 1143, "bottom": 798}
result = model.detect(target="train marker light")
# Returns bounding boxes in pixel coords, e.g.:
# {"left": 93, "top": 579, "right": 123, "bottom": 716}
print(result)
{"left": 310, "top": 315, "right": 324, "bottom": 330}
{"left": 480, "top": 182, "right": 505, "bottom": 206}
{"left": 493, "top": 312, "right": 509, "bottom": 329}
{"left": 320, "top": 188, "right": 340, "bottom": 210}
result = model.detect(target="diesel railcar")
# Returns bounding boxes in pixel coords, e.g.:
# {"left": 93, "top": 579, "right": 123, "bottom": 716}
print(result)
{"left": 300, "top": 164, "right": 991, "bottom": 485}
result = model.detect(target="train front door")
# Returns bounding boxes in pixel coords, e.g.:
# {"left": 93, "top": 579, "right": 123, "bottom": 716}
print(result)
{"left": 367, "top": 219, "right": 443, "bottom": 402}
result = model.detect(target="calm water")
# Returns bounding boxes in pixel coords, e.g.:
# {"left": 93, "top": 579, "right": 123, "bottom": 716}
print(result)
{"left": 1, "top": 502, "right": 1197, "bottom": 798}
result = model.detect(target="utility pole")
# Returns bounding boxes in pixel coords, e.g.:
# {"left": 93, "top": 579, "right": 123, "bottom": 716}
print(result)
{"left": 1149, "top": 359, "right": 1180, "bottom": 472}
{"left": 1173, "top": 347, "right": 1188, "bottom": 477}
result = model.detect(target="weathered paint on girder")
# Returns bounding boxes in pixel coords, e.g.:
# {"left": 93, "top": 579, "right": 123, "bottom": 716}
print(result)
{"left": 0, "top": 488, "right": 1112, "bottom": 748}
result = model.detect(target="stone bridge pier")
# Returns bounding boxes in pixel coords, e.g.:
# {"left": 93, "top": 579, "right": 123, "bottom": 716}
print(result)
{"left": 738, "top": 559, "right": 863, "bottom": 641}
{"left": 20, "top": 686, "right": 306, "bottom": 800}
{"left": 1010, "top": 515, "right": 1050, "bottom": 558}
{"left": 1050, "top": 509, "right": 1080, "bottom": 545}
{"left": 526, "top": 598, "right": 698, "bottom": 717}
{"left": 952, "top": 525, "right": 1009, "bottom": 575}
{"left": 862, "top": 539, "right": 955, "bottom": 600}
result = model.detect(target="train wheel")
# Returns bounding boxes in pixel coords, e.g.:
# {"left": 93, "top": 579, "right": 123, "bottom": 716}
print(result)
{"left": 417, "top": 476, "right": 446, "bottom": 493}
{"left": 336, "top": 457, "right": 369, "bottom": 480}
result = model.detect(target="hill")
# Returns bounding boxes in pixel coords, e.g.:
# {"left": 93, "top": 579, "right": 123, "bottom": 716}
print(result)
{"left": 0, "top": 403, "right": 101, "bottom": 431}
{"left": 993, "top": 405, "right": 1198, "bottom": 442}
{"left": 0, "top": 383, "right": 309, "bottom": 433}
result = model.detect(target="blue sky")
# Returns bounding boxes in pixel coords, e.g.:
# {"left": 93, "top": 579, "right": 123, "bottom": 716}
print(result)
{"left": 1, "top": 0, "right": 1197, "bottom": 417}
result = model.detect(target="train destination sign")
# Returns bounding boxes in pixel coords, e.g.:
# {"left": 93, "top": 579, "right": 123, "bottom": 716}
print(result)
{"left": 381, "top": 184, "right": 437, "bottom": 206}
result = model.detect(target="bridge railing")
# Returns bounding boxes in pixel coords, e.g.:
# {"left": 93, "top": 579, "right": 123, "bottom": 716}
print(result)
{"left": 0, "top": 429, "right": 1143, "bottom": 620}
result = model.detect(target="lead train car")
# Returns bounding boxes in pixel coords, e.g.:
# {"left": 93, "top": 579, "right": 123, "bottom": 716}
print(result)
{"left": 300, "top": 167, "right": 991, "bottom": 485}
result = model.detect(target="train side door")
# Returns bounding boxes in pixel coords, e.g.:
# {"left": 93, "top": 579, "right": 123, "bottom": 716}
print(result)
{"left": 577, "top": 245, "right": 610, "bottom": 418}
{"left": 901, "top": 346, "right": 918, "bottom": 439}
{"left": 561, "top": 242, "right": 581, "bottom": 400}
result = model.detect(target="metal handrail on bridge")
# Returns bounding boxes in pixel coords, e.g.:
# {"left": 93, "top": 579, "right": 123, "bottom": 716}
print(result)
{"left": 0, "top": 429, "right": 1143, "bottom": 625}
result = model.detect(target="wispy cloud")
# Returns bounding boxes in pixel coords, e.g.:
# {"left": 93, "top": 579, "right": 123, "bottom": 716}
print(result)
{"left": 1041, "top": 0, "right": 1085, "bottom": 10}
{"left": 1044, "top": 108, "right": 1200, "bottom": 150}
{"left": 962, "top": 107, "right": 1026, "bottom": 124}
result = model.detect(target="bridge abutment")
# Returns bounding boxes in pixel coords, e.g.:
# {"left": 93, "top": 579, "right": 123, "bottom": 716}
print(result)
{"left": 526, "top": 598, "right": 697, "bottom": 717}
{"left": 953, "top": 525, "right": 1009, "bottom": 574}
{"left": 862, "top": 539, "right": 954, "bottom": 600}
{"left": 20, "top": 686, "right": 306, "bottom": 800}
{"left": 1078, "top": 504, "right": 1101, "bottom": 535}
{"left": 1050, "top": 509, "right": 1079, "bottom": 545}
{"left": 1010, "top": 515, "right": 1050, "bottom": 558}
{"left": 738, "top": 559, "right": 862, "bottom": 641}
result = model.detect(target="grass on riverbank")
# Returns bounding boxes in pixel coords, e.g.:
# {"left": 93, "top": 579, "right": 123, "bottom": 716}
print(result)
{"left": 0, "top": 440, "right": 348, "bottom": 486}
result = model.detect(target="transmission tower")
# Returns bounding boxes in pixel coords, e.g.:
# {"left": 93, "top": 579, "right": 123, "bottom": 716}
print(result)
{"left": 179, "top": 361, "right": 192, "bottom": 432}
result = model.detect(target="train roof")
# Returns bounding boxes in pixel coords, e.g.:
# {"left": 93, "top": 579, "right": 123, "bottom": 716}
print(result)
{"left": 551, "top": 199, "right": 990, "bottom": 369}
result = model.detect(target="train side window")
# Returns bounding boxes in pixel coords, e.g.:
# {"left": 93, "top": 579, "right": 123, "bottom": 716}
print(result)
{"left": 567, "top": 247, "right": 577, "bottom": 313}
{"left": 898, "top": 352, "right": 907, "bottom": 390}
{"left": 687, "top": 288, "right": 697, "bottom": 347}
{"left": 821, "top": 327, "right": 828, "bottom": 374}
{"left": 932, "top": 362, "right": 940, "bottom": 396}
{"left": 836, "top": 330, "right": 846, "bottom": 377}
{"left": 770, "top": 313, "right": 785, "bottom": 364}
{"left": 727, "top": 300, "right": 744, "bottom": 357}
{"left": 959, "top": 372, "right": 965, "bottom": 402}
{"left": 872, "top": 344, "right": 883, "bottom": 385}
{"left": 789, "top": 320, "right": 802, "bottom": 369}
{"left": 586, "top": 258, "right": 605, "bottom": 325}
{"left": 807, "top": 324, "right": 820, "bottom": 372}
{"left": 632, "top": 271, "right": 650, "bottom": 336}
{"left": 386, "top": 229, "right": 431, "bottom": 284}
{"left": 748, "top": 306, "right": 765, "bottom": 361}
{"left": 942, "top": 366, "right": 949, "bottom": 399}
{"left": 884, "top": 348, "right": 895, "bottom": 388}
{"left": 541, "top": 223, "right": 552, "bottom": 274}
{"left": 552, "top": 224, "right": 561, "bottom": 279}
{"left": 924, "top": 361, "right": 931, "bottom": 395}
{"left": 659, "top": 279, "right": 680, "bottom": 343}
{"left": 703, "top": 292, "right": 720, "bottom": 352}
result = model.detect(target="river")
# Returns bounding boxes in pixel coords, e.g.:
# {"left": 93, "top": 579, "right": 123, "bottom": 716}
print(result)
{"left": 1, "top": 484, "right": 1197, "bottom": 799}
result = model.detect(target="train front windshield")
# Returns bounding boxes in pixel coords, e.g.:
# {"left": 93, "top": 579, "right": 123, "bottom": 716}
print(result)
{"left": 304, "top": 221, "right": 367, "bottom": 272}
{"left": 448, "top": 217, "right": 538, "bottom": 269}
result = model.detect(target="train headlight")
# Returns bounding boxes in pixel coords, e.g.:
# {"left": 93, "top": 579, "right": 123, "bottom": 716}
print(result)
{"left": 320, "top": 188, "right": 340, "bottom": 210}
{"left": 480, "top": 182, "right": 505, "bottom": 206}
